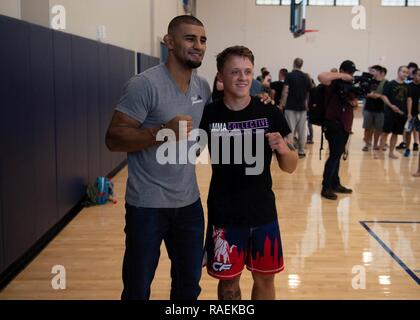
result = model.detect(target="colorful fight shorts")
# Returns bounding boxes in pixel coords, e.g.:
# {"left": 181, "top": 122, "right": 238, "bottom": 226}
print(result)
{"left": 204, "top": 219, "right": 284, "bottom": 280}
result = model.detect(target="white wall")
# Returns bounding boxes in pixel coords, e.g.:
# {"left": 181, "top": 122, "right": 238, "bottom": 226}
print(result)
{"left": 0, "top": 0, "right": 21, "bottom": 19}
{"left": 0, "top": 0, "right": 180, "bottom": 55}
{"left": 48, "top": 0, "right": 153, "bottom": 53}
{"left": 47, "top": 0, "right": 181, "bottom": 54}
{"left": 196, "top": 0, "right": 420, "bottom": 84}
{"left": 152, "top": 0, "right": 183, "bottom": 56}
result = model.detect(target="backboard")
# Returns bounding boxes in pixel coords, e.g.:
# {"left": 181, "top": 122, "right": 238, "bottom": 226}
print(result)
{"left": 290, "top": 0, "right": 306, "bottom": 38}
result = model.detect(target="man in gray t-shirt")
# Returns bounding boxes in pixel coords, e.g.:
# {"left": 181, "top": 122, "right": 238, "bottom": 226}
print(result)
{"left": 115, "top": 65, "right": 210, "bottom": 208}
{"left": 106, "top": 15, "right": 210, "bottom": 300}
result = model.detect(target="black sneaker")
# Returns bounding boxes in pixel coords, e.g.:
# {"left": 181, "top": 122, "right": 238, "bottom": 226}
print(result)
{"left": 396, "top": 142, "right": 406, "bottom": 150}
{"left": 334, "top": 185, "right": 353, "bottom": 194}
{"left": 414, "top": 143, "right": 419, "bottom": 151}
{"left": 321, "top": 189, "right": 338, "bottom": 200}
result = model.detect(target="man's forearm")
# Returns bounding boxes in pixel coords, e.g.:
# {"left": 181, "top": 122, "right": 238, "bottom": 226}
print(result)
{"left": 407, "top": 98, "right": 413, "bottom": 117}
{"left": 318, "top": 72, "right": 343, "bottom": 85}
{"left": 280, "top": 86, "right": 288, "bottom": 108}
{"left": 276, "top": 150, "right": 298, "bottom": 173}
{"left": 106, "top": 126, "right": 162, "bottom": 153}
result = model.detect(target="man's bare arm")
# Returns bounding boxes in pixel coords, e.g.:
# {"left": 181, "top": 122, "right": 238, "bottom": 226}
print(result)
{"left": 105, "top": 111, "right": 161, "bottom": 153}
{"left": 279, "top": 85, "right": 289, "bottom": 110}
{"left": 407, "top": 97, "right": 413, "bottom": 119}
{"left": 105, "top": 111, "right": 192, "bottom": 153}
{"left": 318, "top": 72, "right": 353, "bottom": 86}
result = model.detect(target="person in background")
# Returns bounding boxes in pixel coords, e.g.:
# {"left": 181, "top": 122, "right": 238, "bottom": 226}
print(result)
{"left": 270, "top": 68, "right": 288, "bottom": 107}
{"left": 318, "top": 60, "right": 358, "bottom": 200}
{"left": 280, "top": 58, "right": 311, "bottom": 158}
{"left": 256, "top": 67, "right": 268, "bottom": 82}
{"left": 212, "top": 75, "right": 224, "bottom": 101}
{"left": 378, "top": 66, "right": 410, "bottom": 159}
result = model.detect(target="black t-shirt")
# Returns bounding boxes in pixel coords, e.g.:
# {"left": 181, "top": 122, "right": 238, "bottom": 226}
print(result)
{"left": 199, "top": 97, "right": 291, "bottom": 227}
{"left": 383, "top": 80, "right": 409, "bottom": 114}
{"left": 284, "top": 70, "right": 311, "bottom": 111}
{"left": 408, "top": 82, "right": 420, "bottom": 116}
{"left": 364, "top": 80, "right": 387, "bottom": 113}
{"left": 270, "top": 80, "right": 284, "bottom": 106}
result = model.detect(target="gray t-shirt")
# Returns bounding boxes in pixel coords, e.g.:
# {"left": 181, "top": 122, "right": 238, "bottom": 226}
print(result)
{"left": 116, "top": 63, "right": 211, "bottom": 208}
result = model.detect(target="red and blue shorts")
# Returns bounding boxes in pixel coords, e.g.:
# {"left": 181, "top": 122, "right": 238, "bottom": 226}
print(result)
{"left": 204, "top": 219, "right": 284, "bottom": 280}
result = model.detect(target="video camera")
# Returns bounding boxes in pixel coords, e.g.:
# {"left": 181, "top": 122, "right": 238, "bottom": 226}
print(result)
{"left": 334, "top": 72, "right": 380, "bottom": 100}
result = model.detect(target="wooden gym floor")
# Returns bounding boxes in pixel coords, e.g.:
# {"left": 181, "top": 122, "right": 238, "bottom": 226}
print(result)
{"left": 0, "top": 109, "right": 419, "bottom": 300}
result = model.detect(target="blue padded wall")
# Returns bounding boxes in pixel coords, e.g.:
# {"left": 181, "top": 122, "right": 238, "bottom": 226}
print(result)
{"left": 0, "top": 13, "right": 136, "bottom": 276}
{"left": 29, "top": 24, "right": 58, "bottom": 239}
{"left": 0, "top": 17, "right": 37, "bottom": 268}
{"left": 54, "top": 31, "right": 80, "bottom": 219}
{"left": 85, "top": 40, "right": 101, "bottom": 184}
{"left": 71, "top": 35, "right": 89, "bottom": 193}
{"left": 98, "top": 43, "right": 113, "bottom": 176}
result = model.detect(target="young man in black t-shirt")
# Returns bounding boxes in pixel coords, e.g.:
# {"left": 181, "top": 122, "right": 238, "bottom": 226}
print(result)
{"left": 270, "top": 68, "right": 288, "bottom": 106}
{"left": 200, "top": 46, "right": 298, "bottom": 300}
{"left": 378, "top": 66, "right": 410, "bottom": 159}
{"left": 406, "top": 68, "right": 420, "bottom": 156}
{"left": 362, "top": 65, "right": 387, "bottom": 153}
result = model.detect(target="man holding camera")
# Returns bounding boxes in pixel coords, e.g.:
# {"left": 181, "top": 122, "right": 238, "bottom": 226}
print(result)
{"left": 318, "top": 60, "right": 358, "bottom": 200}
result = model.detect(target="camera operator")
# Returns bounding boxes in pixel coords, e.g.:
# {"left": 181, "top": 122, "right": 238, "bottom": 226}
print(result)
{"left": 318, "top": 60, "right": 358, "bottom": 200}
{"left": 362, "top": 65, "right": 388, "bottom": 154}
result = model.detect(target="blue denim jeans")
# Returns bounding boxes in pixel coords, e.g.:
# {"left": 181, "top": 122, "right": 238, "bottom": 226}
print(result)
{"left": 121, "top": 199, "right": 205, "bottom": 300}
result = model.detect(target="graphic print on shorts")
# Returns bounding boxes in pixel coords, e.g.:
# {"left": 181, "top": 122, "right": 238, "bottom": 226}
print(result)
{"left": 210, "top": 227, "right": 244, "bottom": 275}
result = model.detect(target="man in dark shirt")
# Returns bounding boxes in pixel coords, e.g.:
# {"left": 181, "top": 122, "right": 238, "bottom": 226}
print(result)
{"left": 199, "top": 46, "right": 298, "bottom": 300}
{"left": 405, "top": 68, "right": 420, "bottom": 155}
{"left": 362, "top": 65, "right": 387, "bottom": 153}
{"left": 270, "top": 68, "right": 288, "bottom": 106}
{"left": 318, "top": 60, "right": 359, "bottom": 200}
{"left": 280, "top": 58, "right": 311, "bottom": 158}
{"left": 407, "top": 62, "right": 418, "bottom": 83}
{"left": 378, "top": 66, "right": 410, "bottom": 159}
{"left": 411, "top": 69, "right": 420, "bottom": 177}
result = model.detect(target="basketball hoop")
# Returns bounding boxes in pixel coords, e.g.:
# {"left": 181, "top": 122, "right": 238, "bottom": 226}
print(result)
{"left": 291, "top": 1, "right": 319, "bottom": 39}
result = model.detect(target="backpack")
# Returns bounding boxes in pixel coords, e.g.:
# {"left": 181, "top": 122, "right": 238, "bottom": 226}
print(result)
{"left": 82, "top": 176, "right": 117, "bottom": 207}
{"left": 308, "top": 84, "right": 327, "bottom": 126}
{"left": 308, "top": 84, "right": 332, "bottom": 160}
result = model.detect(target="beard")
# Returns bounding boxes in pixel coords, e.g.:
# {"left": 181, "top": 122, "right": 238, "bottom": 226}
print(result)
{"left": 186, "top": 59, "right": 202, "bottom": 69}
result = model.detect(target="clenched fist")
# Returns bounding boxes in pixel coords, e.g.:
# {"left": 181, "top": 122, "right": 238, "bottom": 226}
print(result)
{"left": 265, "top": 132, "right": 289, "bottom": 155}
{"left": 165, "top": 115, "right": 193, "bottom": 141}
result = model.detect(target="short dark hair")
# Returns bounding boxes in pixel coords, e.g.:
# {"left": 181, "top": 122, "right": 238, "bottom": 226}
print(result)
{"left": 216, "top": 46, "right": 255, "bottom": 72}
{"left": 398, "top": 65, "right": 408, "bottom": 72}
{"left": 381, "top": 67, "right": 387, "bottom": 75}
{"left": 168, "top": 15, "right": 204, "bottom": 34}
{"left": 414, "top": 68, "right": 420, "bottom": 76}
{"left": 408, "top": 62, "right": 418, "bottom": 69}
{"left": 371, "top": 65, "right": 382, "bottom": 72}
{"left": 280, "top": 68, "right": 288, "bottom": 75}
{"left": 262, "top": 70, "right": 270, "bottom": 80}
{"left": 294, "top": 58, "right": 303, "bottom": 69}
